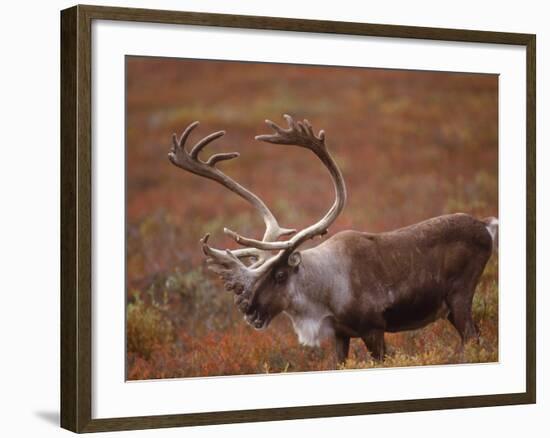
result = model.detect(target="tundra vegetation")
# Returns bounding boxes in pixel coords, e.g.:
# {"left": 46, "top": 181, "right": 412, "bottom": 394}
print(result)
{"left": 126, "top": 58, "right": 498, "bottom": 380}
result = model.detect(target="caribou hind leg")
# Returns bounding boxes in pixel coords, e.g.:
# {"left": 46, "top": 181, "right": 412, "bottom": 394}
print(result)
{"left": 447, "top": 300, "right": 479, "bottom": 344}
{"left": 446, "top": 257, "right": 488, "bottom": 347}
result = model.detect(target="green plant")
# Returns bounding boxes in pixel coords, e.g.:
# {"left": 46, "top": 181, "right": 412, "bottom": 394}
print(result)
{"left": 127, "top": 293, "right": 174, "bottom": 359}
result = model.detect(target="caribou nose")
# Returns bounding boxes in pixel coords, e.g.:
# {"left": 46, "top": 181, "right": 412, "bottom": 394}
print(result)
{"left": 246, "top": 310, "right": 258, "bottom": 323}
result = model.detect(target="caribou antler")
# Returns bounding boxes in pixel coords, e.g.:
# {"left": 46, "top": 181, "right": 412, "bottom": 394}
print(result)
{"left": 168, "top": 116, "right": 347, "bottom": 316}
{"left": 223, "top": 115, "right": 347, "bottom": 261}
{"left": 168, "top": 121, "right": 295, "bottom": 266}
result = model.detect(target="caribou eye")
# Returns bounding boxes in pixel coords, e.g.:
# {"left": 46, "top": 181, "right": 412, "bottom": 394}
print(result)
{"left": 274, "top": 270, "right": 287, "bottom": 283}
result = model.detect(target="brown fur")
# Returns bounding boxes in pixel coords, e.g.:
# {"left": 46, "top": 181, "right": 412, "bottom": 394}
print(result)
{"left": 243, "top": 213, "right": 494, "bottom": 363}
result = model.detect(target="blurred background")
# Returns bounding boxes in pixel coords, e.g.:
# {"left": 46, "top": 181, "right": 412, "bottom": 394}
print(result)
{"left": 126, "top": 56, "right": 498, "bottom": 380}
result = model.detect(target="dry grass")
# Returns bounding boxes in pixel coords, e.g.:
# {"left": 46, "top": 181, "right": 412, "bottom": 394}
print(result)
{"left": 125, "top": 57, "right": 498, "bottom": 380}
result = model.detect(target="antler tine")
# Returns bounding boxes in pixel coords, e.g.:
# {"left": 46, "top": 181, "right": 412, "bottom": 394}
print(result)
{"left": 224, "top": 115, "right": 347, "bottom": 257}
{"left": 206, "top": 152, "right": 240, "bottom": 166}
{"left": 172, "top": 120, "right": 199, "bottom": 150}
{"left": 169, "top": 121, "right": 296, "bottom": 265}
{"left": 255, "top": 114, "right": 326, "bottom": 151}
{"left": 189, "top": 130, "right": 226, "bottom": 159}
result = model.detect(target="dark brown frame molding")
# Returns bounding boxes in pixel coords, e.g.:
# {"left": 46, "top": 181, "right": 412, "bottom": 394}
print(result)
{"left": 60, "top": 4, "right": 536, "bottom": 433}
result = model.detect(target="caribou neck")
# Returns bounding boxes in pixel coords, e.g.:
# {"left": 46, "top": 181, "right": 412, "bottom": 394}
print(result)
{"left": 283, "top": 243, "right": 351, "bottom": 347}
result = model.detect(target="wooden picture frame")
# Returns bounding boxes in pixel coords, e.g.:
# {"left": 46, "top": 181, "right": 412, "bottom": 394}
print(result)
{"left": 61, "top": 4, "right": 536, "bottom": 433}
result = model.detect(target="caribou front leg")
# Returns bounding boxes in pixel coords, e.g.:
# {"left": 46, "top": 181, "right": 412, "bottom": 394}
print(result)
{"left": 362, "top": 329, "right": 385, "bottom": 361}
{"left": 333, "top": 333, "right": 350, "bottom": 365}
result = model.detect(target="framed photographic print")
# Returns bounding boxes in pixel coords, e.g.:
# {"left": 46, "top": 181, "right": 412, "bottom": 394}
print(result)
{"left": 60, "top": 4, "right": 536, "bottom": 433}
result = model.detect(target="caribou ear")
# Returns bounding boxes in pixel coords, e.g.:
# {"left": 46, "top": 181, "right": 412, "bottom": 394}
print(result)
{"left": 288, "top": 251, "right": 302, "bottom": 267}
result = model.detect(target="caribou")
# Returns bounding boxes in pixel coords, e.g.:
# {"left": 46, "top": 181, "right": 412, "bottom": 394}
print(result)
{"left": 168, "top": 115, "right": 498, "bottom": 363}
